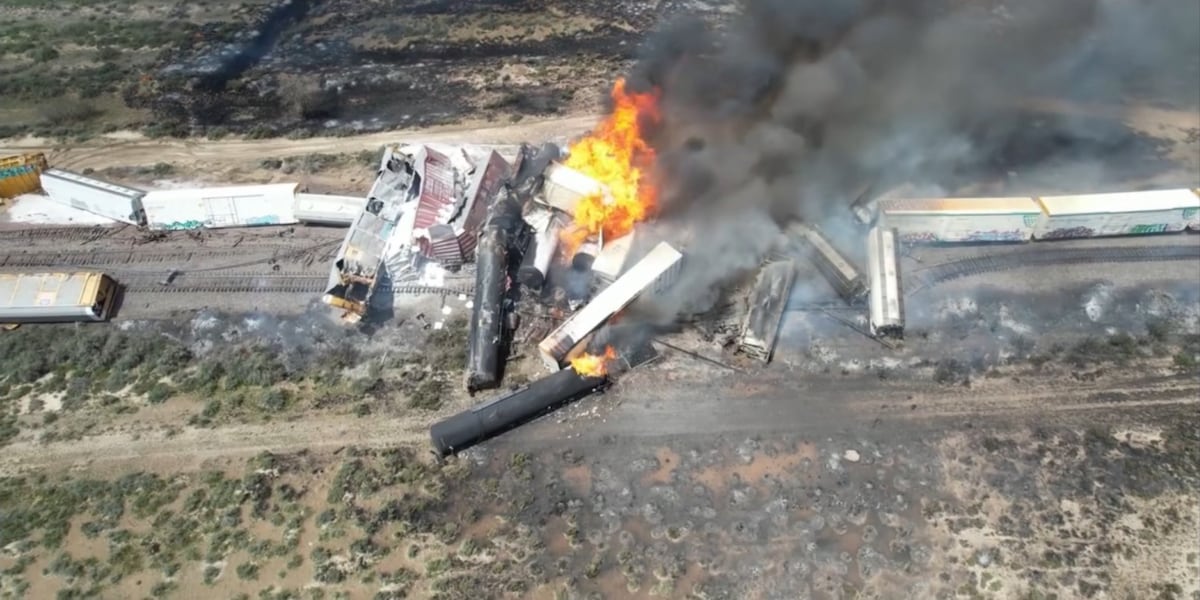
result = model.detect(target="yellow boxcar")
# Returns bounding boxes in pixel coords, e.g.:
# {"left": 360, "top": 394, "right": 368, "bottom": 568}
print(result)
{"left": 0, "top": 153, "right": 49, "bottom": 199}
{"left": 0, "top": 272, "right": 119, "bottom": 322}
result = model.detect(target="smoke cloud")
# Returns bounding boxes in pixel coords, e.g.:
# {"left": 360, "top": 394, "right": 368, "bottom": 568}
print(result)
{"left": 627, "top": 0, "right": 1200, "bottom": 322}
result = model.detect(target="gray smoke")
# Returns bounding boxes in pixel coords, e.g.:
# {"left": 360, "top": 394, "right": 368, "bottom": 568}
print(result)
{"left": 628, "top": 0, "right": 1200, "bottom": 322}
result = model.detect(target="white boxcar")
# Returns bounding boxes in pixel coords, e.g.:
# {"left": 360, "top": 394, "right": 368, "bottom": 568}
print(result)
{"left": 0, "top": 272, "right": 119, "bottom": 322}
{"left": 293, "top": 192, "right": 366, "bottom": 226}
{"left": 142, "top": 183, "right": 299, "bottom": 230}
{"left": 867, "top": 227, "right": 903, "bottom": 339}
{"left": 39, "top": 168, "right": 146, "bottom": 225}
{"left": 1035, "top": 189, "right": 1200, "bottom": 239}
{"left": 538, "top": 242, "right": 682, "bottom": 370}
{"left": 879, "top": 197, "right": 1042, "bottom": 243}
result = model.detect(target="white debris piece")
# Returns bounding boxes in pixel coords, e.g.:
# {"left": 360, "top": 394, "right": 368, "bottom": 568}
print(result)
{"left": 843, "top": 449, "right": 861, "bottom": 463}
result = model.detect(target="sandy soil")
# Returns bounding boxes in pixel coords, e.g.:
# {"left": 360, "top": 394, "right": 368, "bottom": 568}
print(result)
{"left": 0, "top": 115, "right": 598, "bottom": 170}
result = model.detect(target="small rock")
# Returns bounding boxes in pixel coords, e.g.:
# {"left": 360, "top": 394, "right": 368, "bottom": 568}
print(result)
{"left": 843, "top": 450, "right": 861, "bottom": 463}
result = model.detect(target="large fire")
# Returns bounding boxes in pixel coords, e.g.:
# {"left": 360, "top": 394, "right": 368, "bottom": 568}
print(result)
{"left": 569, "top": 346, "right": 618, "bottom": 378}
{"left": 562, "top": 77, "right": 661, "bottom": 254}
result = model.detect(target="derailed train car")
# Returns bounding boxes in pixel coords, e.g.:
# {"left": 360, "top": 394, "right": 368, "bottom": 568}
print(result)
{"left": 866, "top": 188, "right": 1200, "bottom": 243}
{"left": 866, "top": 227, "right": 903, "bottom": 339}
{"left": 878, "top": 197, "right": 1042, "bottom": 243}
{"left": 0, "top": 272, "right": 120, "bottom": 323}
{"left": 1034, "top": 190, "right": 1200, "bottom": 239}
{"left": 790, "top": 223, "right": 867, "bottom": 303}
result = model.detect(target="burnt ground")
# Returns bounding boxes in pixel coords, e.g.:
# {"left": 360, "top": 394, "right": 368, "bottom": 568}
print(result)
{"left": 0, "top": 232, "right": 1196, "bottom": 598}
{"left": 471, "top": 370, "right": 1199, "bottom": 599}
{"left": 0, "top": 0, "right": 714, "bottom": 140}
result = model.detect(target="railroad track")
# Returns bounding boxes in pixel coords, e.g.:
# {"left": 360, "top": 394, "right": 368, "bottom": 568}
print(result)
{"left": 907, "top": 244, "right": 1200, "bottom": 294}
{"left": 0, "top": 240, "right": 341, "bottom": 272}
{"left": 0, "top": 225, "right": 124, "bottom": 244}
{"left": 121, "top": 273, "right": 474, "bottom": 297}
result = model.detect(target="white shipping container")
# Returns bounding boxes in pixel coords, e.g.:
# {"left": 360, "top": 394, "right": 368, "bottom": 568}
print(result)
{"left": 39, "top": 168, "right": 146, "bottom": 225}
{"left": 293, "top": 192, "right": 366, "bottom": 226}
{"left": 142, "top": 183, "right": 299, "bottom": 230}
{"left": 538, "top": 242, "right": 682, "bottom": 370}
{"left": 540, "top": 162, "right": 610, "bottom": 215}
{"left": 1190, "top": 189, "right": 1200, "bottom": 231}
{"left": 879, "top": 197, "right": 1042, "bottom": 243}
{"left": 1035, "top": 189, "right": 1200, "bottom": 239}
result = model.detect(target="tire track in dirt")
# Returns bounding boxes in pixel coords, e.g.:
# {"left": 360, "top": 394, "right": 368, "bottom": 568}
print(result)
{"left": 0, "top": 115, "right": 598, "bottom": 170}
{"left": 7, "top": 371, "right": 1192, "bottom": 476}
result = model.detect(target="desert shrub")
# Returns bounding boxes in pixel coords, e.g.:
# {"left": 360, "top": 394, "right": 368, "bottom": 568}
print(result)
{"left": 296, "top": 153, "right": 339, "bottom": 174}
{"left": 146, "top": 383, "right": 174, "bottom": 404}
{"left": 1174, "top": 351, "right": 1197, "bottom": 372}
{"left": 96, "top": 46, "right": 121, "bottom": 61}
{"left": 37, "top": 99, "right": 99, "bottom": 124}
{"left": 235, "top": 562, "right": 259, "bottom": 580}
{"left": 258, "top": 389, "right": 290, "bottom": 412}
{"left": 31, "top": 45, "right": 59, "bottom": 62}
{"left": 407, "top": 377, "right": 445, "bottom": 411}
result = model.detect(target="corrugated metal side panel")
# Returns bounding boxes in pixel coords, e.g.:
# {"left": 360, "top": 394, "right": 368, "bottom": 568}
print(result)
{"left": 413, "top": 148, "right": 458, "bottom": 231}
{"left": 0, "top": 153, "right": 48, "bottom": 199}
{"left": 1034, "top": 210, "right": 1189, "bottom": 239}
{"left": 42, "top": 168, "right": 144, "bottom": 197}
{"left": 460, "top": 151, "right": 510, "bottom": 233}
{"left": 40, "top": 171, "right": 143, "bottom": 225}
{"left": 430, "top": 239, "right": 465, "bottom": 268}
{"left": 143, "top": 183, "right": 299, "bottom": 230}
{"left": 883, "top": 212, "right": 1039, "bottom": 243}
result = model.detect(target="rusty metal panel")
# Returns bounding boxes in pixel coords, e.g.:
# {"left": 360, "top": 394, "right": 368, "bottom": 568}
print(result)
{"left": 412, "top": 147, "right": 457, "bottom": 232}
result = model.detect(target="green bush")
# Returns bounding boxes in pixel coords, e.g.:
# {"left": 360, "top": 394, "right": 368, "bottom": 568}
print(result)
{"left": 31, "top": 45, "right": 59, "bottom": 62}
{"left": 37, "top": 99, "right": 99, "bottom": 124}
{"left": 235, "top": 562, "right": 259, "bottom": 580}
{"left": 146, "top": 383, "right": 174, "bottom": 404}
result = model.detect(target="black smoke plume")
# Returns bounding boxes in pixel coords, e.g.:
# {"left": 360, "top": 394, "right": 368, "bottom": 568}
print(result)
{"left": 627, "top": 0, "right": 1200, "bottom": 322}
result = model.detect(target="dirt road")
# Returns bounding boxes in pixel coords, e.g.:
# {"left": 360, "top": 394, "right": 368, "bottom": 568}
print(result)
{"left": 3, "top": 98, "right": 1196, "bottom": 173}
{"left": 5, "top": 368, "right": 1195, "bottom": 477}
{"left": 0, "top": 114, "right": 599, "bottom": 170}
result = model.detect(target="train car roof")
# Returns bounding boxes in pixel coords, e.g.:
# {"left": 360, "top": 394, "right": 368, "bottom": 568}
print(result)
{"left": 0, "top": 272, "right": 107, "bottom": 311}
{"left": 42, "top": 168, "right": 145, "bottom": 198}
{"left": 1037, "top": 189, "right": 1200, "bottom": 215}
{"left": 879, "top": 197, "right": 1041, "bottom": 214}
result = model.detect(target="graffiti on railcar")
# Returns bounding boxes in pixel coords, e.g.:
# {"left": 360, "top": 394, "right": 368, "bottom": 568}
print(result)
{"left": 899, "top": 232, "right": 938, "bottom": 243}
{"left": 1039, "top": 226, "right": 1096, "bottom": 240}
{"left": 963, "top": 229, "right": 1027, "bottom": 242}
{"left": 1127, "top": 223, "right": 1170, "bottom": 235}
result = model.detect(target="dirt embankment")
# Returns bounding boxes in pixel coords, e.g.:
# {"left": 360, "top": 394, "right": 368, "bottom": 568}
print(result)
{"left": 0, "top": 115, "right": 598, "bottom": 170}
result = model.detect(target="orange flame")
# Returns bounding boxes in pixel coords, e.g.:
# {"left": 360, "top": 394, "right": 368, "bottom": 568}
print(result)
{"left": 561, "top": 77, "right": 661, "bottom": 255}
{"left": 569, "top": 346, "right": 618, "bottom": 378}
